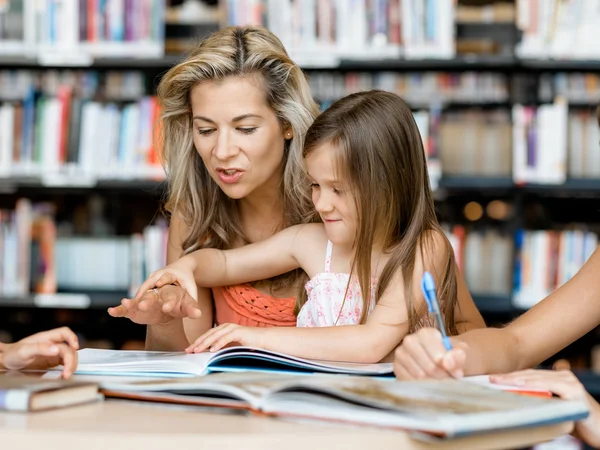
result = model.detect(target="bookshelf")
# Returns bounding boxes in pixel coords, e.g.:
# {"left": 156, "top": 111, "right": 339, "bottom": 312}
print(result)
{"left": 0, "top": 0, "right": 600, "bottom": 407}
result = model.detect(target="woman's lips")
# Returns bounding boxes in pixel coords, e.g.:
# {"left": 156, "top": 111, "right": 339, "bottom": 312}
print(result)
{"left": 217, "top": 169, "right": 244, "bottom": 184}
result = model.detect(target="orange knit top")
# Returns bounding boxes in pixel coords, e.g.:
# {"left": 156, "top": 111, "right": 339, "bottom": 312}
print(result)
{"left": 212, "top": 284, "right": 297, "bottom": 327}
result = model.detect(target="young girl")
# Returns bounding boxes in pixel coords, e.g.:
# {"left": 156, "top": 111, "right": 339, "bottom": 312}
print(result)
{"left": 134, "top": 90, "right": 484, "bottom": 363}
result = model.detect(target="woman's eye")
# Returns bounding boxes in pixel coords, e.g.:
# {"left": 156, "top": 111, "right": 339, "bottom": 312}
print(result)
{"left": 310, "top": 183, "right": 320, "bottom": 189}
{"left": 238, "top": 127, "right": 257, "bottom": 135}
{"left": 197, "top": 128, "right": 214, "bottom": 136}
{"left": 333, "top": 188, "right": 342, "bottom": 195}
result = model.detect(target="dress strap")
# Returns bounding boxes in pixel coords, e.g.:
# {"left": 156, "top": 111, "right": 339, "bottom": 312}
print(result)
{"left": 324, "top": 240, "right": 333, "bottom": 273}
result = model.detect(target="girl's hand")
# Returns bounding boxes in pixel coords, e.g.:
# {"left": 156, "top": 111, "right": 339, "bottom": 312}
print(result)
{"left": 491, "top": 369, "right": 600, "bottom": 448}
{"left": 108, "top": 284, "right": 201, "bottom": 325}
{"left": 136, "top": 255, "right": 199, "bottom": 301}
{"left": 1, "top": 327, "right": 79, "bottom": 379}
{"left": 186, "top": 324, "right": 267, "bottom": 353}
{"left": 394, "top": 328, "right": 467, "bottom": 379}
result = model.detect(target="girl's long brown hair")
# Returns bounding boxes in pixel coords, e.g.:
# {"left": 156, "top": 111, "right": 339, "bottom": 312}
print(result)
{"left": 297, "top": 90, "right": 459, "bottom": 335}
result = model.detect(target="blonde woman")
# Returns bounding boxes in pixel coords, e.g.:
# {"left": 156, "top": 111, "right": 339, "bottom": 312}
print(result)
{"left": 109, "top": 26, "right": 321, "bottom": 350}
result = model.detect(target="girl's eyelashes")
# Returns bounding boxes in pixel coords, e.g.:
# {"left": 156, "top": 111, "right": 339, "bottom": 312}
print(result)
{"left": 310, "top": 183, "right": 320, "bottom": 189}
{"left": 197, "top": 128, "right": 214, "bottom": 136}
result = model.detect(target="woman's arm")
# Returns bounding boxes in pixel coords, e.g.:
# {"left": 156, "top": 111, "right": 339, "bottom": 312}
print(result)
{"left": 394, "top": 247, "right": 600, "bottom": 379}
{"left": 187, "top": 231, "right": 451, "bottom": 363}
{"left": 463, "top": 246, "right": 600, "bottom": 374}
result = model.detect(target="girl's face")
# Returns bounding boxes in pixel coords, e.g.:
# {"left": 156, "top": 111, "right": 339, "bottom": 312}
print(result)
{"left": 306, "top": 143, "right": 358, "bottom": 248}
{"left": 190, "top": 76, "right": 291, "bottom": 201}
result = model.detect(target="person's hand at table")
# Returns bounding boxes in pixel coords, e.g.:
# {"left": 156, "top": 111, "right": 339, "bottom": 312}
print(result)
{"left": 491, "top": 369, "right": 600, "bottom": 448}
{"left": 0, "top": 327, "right": 79, "bottom": 379}
{"left": 393, "top": 328, "right": 468, "bottom": 379}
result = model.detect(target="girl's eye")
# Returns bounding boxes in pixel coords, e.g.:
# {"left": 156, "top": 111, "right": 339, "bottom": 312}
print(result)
{"left": 333, "top": 188, "right": 343, "bottom": 195}
{"left": 238, "top": 127, "right": 257, "bottom": 135}
{"left": 197, "top": 128, "right": 214, "bottom": 136}
{"left": 310, "top": 183, "right": 320, "bottom": 189}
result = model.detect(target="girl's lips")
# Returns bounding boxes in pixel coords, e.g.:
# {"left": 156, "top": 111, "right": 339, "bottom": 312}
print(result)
{"left": 217, "top": 169, "right": 244, "bottom": 184}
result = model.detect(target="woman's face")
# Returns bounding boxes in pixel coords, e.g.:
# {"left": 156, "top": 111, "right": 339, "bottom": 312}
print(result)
{"left": 190, "top": 76, "right": 290, "bottom": 201}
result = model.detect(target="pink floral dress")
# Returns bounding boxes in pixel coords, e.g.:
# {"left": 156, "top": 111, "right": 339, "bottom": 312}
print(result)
{"left": 297, "top": 241, "right": 377, "bottom": 327}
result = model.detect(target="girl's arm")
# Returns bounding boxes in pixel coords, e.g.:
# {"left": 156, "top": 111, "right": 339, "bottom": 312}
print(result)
{"left": 138, "top": 223, "right": 318, "bottom": 297}
{"left": 395, "top": 247, "right": 600, "bottom": 379}
{"left": 188, "top": 231, "right": 451, "bottom": 364}
{"left": 453, "top": 273, "right": 486, "bottom": 333}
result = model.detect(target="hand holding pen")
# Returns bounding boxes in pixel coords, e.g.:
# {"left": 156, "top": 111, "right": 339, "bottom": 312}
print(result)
{"left": 392, "top": 271, "right": 468, "bottom": 380}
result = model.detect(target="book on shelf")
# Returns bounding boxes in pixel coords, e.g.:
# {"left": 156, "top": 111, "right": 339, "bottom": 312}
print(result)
{"left": 70, "top": 347, "right": 394, "bottom": 378}
{"left": 512, "top": 98, "right": 568, "bottom": 185}
{"left": 93, "top": 371, "right": 585, "bottom": 441}
{"left": 0, "top": 198, "right": 167, "bottom": 299}
{"left": 445, "top": 226, "right": 513, "bottom": 298}
{"left": 513, "top": 228, "right": 598, "bottom": 309}
{"left": 0, "top": 373, "right": 100, "bottom": 412}
{"left": 0, "top": 69, "right": 162, "bottom": 182}
{"left": 223, "top": 0, "right": 455, "bottom": 64}
{"left": 0, "top": 0, "right": 164, "bottom": 60}
{"left": 516, "top": 0, "right": 600, "bottom": 60}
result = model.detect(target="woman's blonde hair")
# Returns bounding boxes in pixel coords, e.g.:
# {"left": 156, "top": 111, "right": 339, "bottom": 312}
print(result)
{"left": 157, "top": 26, "right": 320, "bottom": 288}
{"left": 298, "top": 90, "right": 459, "bottom": 335}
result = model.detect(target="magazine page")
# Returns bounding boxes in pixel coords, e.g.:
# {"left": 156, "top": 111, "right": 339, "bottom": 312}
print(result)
{"left": 259, "top": 376, "right": 588, "bottom": 438}
{"left": 208, "top": 347, "right": 394, "bottom": 375}
{"left": 99, "top": 371, "right": 290, "bottom": 409}
{"left": 73, "top": 348, "right": 215, "bottom": 377}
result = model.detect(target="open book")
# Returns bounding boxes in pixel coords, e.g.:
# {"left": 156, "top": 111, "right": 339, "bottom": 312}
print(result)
{"left": 98, "top": 372, "right": 587, "bottom": 440}
{"left": 74, "top": 347, "right": 393, "bottom": 377}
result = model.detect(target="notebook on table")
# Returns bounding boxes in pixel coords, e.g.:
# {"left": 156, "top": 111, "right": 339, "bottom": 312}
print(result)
{"left": 97, "top": 371, "right": 586, "bottom": 441}
{"left": 0, "top": 374, "right": 100, "bottom": 412}
{"left": 71, "top": 346, "right": 394, "bottom": 377}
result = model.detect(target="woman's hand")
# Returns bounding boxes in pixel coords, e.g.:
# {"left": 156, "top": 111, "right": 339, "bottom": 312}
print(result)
{"left": 186, "top": 323, "right": 267, "bottom": 353}
{"left": 491, "top": 369, "right": 600, "bottom": 448}
{"left": 108, "top": 255, "right": 201, "bottom": 324}
{"left": 108, "top": 284, "right": 201, "bottom": 325}
{"left": 393, "top": 328, "right": 468, "bottom": 379}
{"left": 1, "top": 327, "right": 79, "bottom": 379}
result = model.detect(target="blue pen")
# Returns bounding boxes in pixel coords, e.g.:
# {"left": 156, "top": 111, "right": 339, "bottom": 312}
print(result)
{"left": 421, "top": 271, "right": 452, "bottom": 351}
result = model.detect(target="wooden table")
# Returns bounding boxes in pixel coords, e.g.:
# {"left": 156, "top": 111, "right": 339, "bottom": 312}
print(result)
{"left": 0, "top": 396, "right": 574, "bottom": 450}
